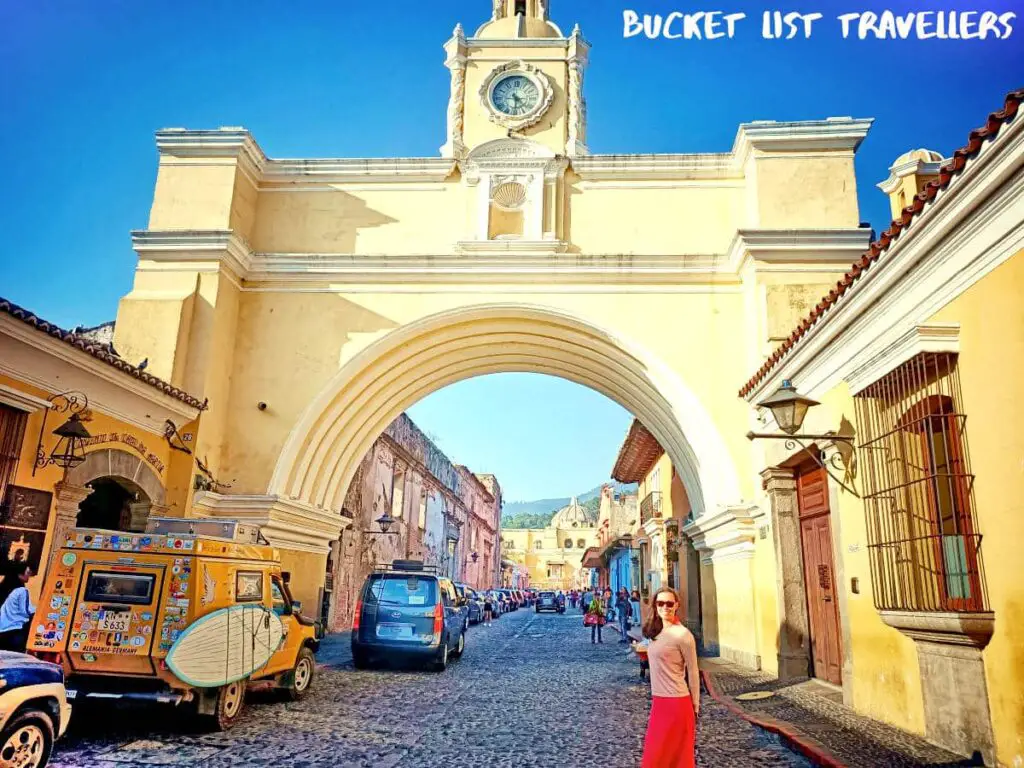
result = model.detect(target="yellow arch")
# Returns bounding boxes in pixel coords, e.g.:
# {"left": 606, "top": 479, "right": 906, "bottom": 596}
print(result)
{"left": 269, "top": 304, "right": 742, "bottom": 518}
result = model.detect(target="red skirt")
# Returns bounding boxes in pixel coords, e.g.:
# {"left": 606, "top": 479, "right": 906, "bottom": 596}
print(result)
{"left": 641, "top": 695, "right": 696, "bottom": 768}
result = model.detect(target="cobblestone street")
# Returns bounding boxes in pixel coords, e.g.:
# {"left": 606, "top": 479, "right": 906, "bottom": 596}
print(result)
{"left": 51, "top": 607, "right": 810, "bottom": 767}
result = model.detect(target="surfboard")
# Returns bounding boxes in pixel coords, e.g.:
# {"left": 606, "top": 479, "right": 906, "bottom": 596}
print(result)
{"left": 166, "top": 605, "right": 285, "bottom": 688}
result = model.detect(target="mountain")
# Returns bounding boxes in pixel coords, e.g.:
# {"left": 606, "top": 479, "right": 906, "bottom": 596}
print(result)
{"left": 501, "top": 481, "right": 637, "bottom": 529}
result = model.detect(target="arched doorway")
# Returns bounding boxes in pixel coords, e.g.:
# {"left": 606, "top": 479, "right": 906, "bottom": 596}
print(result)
{"left": 269, "top": 304, "right": 743, "bottom": 521}
{"left": 67, "top": 448, "right": 167, "bottom": 533}
{"left": 77, "top": 476, "right": 151, "bottom": 532}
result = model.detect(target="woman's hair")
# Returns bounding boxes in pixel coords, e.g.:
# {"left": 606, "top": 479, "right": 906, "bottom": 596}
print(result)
{"left": 642, "top": 587, "right": 682, "bottom": 640}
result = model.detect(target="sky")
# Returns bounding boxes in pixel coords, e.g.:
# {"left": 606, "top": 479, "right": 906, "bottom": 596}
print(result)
{"left": 0, "top": 0, "right": 1020, "bottom": 499}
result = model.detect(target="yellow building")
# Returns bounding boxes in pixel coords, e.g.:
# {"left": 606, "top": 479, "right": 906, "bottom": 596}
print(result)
{"left": 501, "top": 498, "right": 598, "bottom": 590}
{"left": 0, "top": 297, "right": 204, "bottom": 604}
{"left": 106, "top": 0, "right": 873, "bottom": 630}
{"left": 736, "top": 90, "right": 1024, "bottom": 765}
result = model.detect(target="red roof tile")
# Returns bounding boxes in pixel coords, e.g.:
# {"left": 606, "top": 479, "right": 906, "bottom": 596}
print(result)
{"left": 0, "top": 297, "right": 207, "bottom": 411}
{"left": 739, "top": 88, "right": 1024, "bottom": 399}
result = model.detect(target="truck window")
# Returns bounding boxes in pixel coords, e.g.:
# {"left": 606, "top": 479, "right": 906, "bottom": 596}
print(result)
{"left": 271, "top": 578, "right": 290, "bottom": 616}
{"left": 85, "top": 572, "right": 155, "bottom": 605}
{"left": 236, "top": 571, "right": 264, "bottom": 602}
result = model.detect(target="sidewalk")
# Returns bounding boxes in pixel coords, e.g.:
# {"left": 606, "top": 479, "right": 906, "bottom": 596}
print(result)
{"left": 700, "top": 657, "right": 981, "bottom": 767}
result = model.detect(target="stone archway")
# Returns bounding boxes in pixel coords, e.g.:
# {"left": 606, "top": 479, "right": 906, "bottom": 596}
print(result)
{"left": 48, "top": 448, "right": 167, "bottom": 574}
{"left": 269, "top": 303, "right": 743, "bottom": 522}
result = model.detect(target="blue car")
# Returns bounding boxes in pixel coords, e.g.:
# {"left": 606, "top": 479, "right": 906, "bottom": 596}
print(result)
{"left": 0, "top": 651, "right": 72, "bottom": 768}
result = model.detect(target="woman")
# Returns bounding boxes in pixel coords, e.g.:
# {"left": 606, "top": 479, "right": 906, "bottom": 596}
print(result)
{"left": 482, "top": 591, "right": 494, "bottom": 627}
{"left": 640, "top": 587, "right": 700, "bottom": 768}
{"left": 615, "top": 589, "right": 632, "bottom": 643}
{"left": 0, "top": 565, "right": 35, "bottom": 653}
{"left": 585, "top": 592, "right": 605, "bottom": 643}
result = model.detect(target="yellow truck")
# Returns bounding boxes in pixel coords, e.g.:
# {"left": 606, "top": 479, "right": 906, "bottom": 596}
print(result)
{"left": 27, "top": 518, "right": 322, "bottom": 729}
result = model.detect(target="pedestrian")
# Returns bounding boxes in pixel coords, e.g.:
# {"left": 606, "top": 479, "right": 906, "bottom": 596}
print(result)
{"left": 581, "top": 588, "right": 592, "bottom": 615}
{"left": 615, "top": 588, "right": 632, "bottom": 643}
{"left": 630, "top": 589, "right": 643, "bottom": 632}
{"left": 585, "top": 592, "right": 605, "bottom": 643}
{"left": 640, "top": 587, "right": 700, "bottom": 768}
{"left": 0, "top": 565, "right": 36, "bottom": 653}
{"left": 482, "top": 591, "right": 494, "bottom": 627}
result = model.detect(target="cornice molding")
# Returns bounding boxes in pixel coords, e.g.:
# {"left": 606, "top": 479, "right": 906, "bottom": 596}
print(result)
{"left": 746, "top": 109, "right": 1024, "bottom": 402}
{"left": 156, "top": 128, "right": 266, "bottom": 186}
{"left": 846, "top": 323, "right": 960, "bottom": 395}
{"left": 191, "top": 491, "right": 348, "bottom": 555}
{"left": 0, "top": 383, "right": 52, "bottom": 413}
{"left": 262, "top": 157, "right": 456, "bottom": 185}
{"left": 732, "top": 117, "right": 874, "bottom": 164}
{"left": 454, "top": 239, "right": 568, "bottom": 256}
{"left": 466, "top": 37, "right": 568, "bottom": 48}
{"left": 571, "top": 153, "right": 736, "bottom": 181}
{"left": 877, "top": 157, "right": 945, "bottom": 195}
{"left": 683, "top": 504, "right": 758, "bottom": 563}
{"left": 131, "top": 229, "right": 253, "bottom": 280}
{"left": 726, "top": 228, "right": 875, "bottom": 272}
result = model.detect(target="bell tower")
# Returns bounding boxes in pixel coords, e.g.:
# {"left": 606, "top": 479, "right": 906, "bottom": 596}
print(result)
{"left": 440, "top": 0, "right": 589, "bottom": 159}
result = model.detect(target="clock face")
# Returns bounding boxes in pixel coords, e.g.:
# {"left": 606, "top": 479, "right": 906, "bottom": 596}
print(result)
{"left": 491, "top": 75, "right": 541, "bottom": 117}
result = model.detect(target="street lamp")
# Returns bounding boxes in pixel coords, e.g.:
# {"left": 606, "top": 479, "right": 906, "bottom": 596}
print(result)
{"left": 746, "top": 379, "right": 859, "bottom": 497}
{"left": 33, "top": 391, "right": 91, "bottom": 475}
{"left": 373, "top": 512, "right": 397, "bottom": 535}
{"left": 755, "top": 379, "right": 818, "bottom": 435}
{"left": 49, "top": 413, "right": 91, "bottom": 469}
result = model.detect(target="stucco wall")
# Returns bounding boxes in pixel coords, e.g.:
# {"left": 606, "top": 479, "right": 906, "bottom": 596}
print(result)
{"left": 928, "top": 250, "right": 1024, "bottom": 766}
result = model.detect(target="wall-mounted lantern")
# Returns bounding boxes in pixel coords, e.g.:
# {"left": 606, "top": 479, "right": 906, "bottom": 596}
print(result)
{"left": 747, "top": 379, "right": 859, "bottom": 497}
{"left": 471, "top": 551, "right": 479, "bottom": 563}
{"left": 34, "top": 391, "right": 91, "bottom": 475}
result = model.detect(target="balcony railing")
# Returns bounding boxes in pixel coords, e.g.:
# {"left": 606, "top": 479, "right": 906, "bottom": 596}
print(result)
{"left": 640, "top": 491, "right": 662, "bottom": 525}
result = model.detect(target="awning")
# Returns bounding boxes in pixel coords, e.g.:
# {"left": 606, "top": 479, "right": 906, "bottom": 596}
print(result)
{"left": 580, "top": 547, "right": 603, "bottom": 569}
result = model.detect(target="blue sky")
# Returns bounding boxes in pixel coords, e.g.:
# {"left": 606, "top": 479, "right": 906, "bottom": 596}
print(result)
{"left": 1, "top": 0, "right": 1020, "bottom": 499}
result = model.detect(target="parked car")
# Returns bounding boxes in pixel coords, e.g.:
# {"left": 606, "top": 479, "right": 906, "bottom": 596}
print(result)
{"left": 351, "top": 560, "right": 467, "bottom": 672}
{"left": 455, "top": 583, "right": 483, "bottom": 627}
{"left": 498, "top": 589, "right": 518, "bottom": 610}
{"left": 535, "top": 591, "right": 562, "bottom": 613}
{"left": 0, "top": 651, "right": 72, "bottom": 768}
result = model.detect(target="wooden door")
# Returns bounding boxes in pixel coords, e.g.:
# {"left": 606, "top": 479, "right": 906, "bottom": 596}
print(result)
{"left": 797, "top": 467, "right": 843, "bottom": 686}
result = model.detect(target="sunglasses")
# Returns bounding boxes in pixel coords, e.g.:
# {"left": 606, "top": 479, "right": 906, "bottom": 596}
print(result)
{"left": 655, "top": 600, "right": 677, "bottom": 608}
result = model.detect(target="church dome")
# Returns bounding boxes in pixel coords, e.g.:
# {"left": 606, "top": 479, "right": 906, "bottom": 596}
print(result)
{"left": 550, "top": 497, "right": 591, "bottom": 528}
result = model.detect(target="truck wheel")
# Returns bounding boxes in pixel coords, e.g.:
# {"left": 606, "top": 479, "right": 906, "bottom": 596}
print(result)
{"left": 0, "top": 709, "right": 54, "bottom": 768}
{"left": 209, "top": 680, "right": 246, "bottom": 731}
{"left": 283, "top": 647, "right": 316, "bottom": 701}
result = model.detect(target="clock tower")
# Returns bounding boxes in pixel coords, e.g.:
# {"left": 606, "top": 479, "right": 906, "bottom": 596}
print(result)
{"left": 440, "top": 0, "right": 589, "bottom": 159}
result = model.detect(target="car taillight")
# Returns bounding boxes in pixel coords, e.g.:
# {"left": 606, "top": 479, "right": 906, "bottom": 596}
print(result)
{"left": 353, "top": 599, "right": 362, "bottom": 631}
{"left": 433, "top": 602, "right": 444, "bottom": 634}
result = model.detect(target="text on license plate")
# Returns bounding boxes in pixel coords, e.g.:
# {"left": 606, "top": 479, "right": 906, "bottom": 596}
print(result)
{"left": 376, "top": 623, "right": 414, "bottom": 639}
{"left": 98, "top": 611, "right": 132, "bottom": 632}
{"left": 65, "top": 690, "right": 77, "bottom": 700}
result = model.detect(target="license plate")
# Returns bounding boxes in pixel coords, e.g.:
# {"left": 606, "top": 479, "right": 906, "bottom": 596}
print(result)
{"left": 66, "top": 690, "right": 77, "bottom": 700}
{"left": 376, "top": 623, "right": 414, "bottom": 639}
{"left": 98, "top": 611, "right": 131, "bottom": 632}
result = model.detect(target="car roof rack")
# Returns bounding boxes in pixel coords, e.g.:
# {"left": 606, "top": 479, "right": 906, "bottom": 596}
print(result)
{"left": 374, "top": 559, "right": 441, "bottom": 574}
